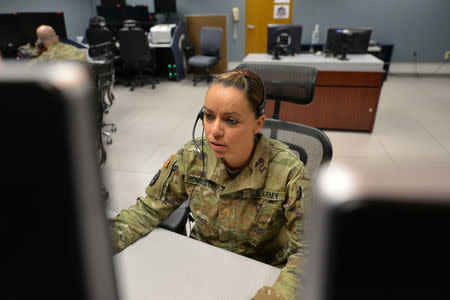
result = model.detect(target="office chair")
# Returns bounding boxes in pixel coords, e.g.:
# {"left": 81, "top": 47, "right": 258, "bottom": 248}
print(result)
{"left": 238, "top": 62, "right": 333, "bottom": 177}
{"left": 86, "top": 16, "right": 119, "bottom": 59}
{"left": 188, "top": 26, "right": 223, "bottom": 86}
{"left": 159, "top": 64, "right": 333, "bottom": 235}
{"left": 118, "top": 25, "right": 157, "bottom": 91}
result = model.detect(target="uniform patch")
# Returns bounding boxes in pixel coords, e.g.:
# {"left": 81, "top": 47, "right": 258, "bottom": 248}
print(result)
{"left": 163, "top": 154, "right": 174, "bottom": 168}
{"left": 149, "top": 169, "right": 161, "bottom": 186}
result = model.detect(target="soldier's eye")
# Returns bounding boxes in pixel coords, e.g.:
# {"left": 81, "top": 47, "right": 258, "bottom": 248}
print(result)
{"left": 205, "top": 113, "right": 214, "bottom": 120}
{"left": 226, "top": 118, "right": 238, "bottom": 125}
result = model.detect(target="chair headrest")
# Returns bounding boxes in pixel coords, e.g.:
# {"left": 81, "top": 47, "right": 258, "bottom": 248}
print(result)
{"left": 237, "top": 63, "right": 317, "bottom": 105}
{"left": 89, "top": 16, "right": 106, "bottom": 28}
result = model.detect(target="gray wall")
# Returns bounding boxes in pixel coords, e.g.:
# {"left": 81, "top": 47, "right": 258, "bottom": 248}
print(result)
{"left": 5, "top": 0, "right": 450, "bottom": 62}
{"left": 0, "top": 0, "right": 95, "bottom": 40}
{"left": 293, "top": 0, "right": 450, "bottom": 62}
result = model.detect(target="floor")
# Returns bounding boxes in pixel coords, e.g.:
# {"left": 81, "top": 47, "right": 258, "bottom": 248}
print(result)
{"left": 102, "top": 69, "right": 450, "bottom": 214}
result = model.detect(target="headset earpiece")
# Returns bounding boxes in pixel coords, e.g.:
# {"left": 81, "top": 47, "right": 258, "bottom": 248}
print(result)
{"left": 192, "top": 107, "right": 205, "bottom": 153}
{"left": 197, "top": 108, "right": 204, "bottom": 122}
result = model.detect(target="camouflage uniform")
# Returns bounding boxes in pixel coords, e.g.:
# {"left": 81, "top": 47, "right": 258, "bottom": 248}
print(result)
{"left": 32, "top": 41, "right": 87, "bottom": 62}
{"left": 110, "top": 133, "right": 311, "bottom": 300}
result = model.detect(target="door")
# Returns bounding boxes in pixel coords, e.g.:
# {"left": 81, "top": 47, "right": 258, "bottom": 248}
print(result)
{"left": 245, "top": 0, "right": 293, "bottom": 55}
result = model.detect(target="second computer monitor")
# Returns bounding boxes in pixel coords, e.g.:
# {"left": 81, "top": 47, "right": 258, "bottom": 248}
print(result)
{"left": 267, "top": 24, "right": 302, "bottom": 59}
{"left": 325, "top": 28, "right": 371, "bottom": 60}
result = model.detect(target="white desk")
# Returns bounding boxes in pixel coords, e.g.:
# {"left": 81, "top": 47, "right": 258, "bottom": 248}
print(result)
{"left": 242, "top": 53, "right": 385, "bottom": 132}
{"left": 113, "top": 228, "right": 281, "bottom": 300}
{"left": 243, "top": 53, "right": 383, "bottom": 72}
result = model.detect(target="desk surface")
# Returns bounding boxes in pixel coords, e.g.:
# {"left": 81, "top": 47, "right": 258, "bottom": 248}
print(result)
{"left": 243, "top": 53, "right": 384, "bottom": 72}
{"left": 113, "top": 228, "right": 281, "bottom": 300}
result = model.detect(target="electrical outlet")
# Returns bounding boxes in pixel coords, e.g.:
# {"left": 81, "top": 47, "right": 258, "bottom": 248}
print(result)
{"left": 445, "top": 51, "right": 450, "bottom": 60}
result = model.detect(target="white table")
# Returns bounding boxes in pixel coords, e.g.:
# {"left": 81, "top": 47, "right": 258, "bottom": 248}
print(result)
{"left": 243, "top": 53, "right": 383, "bottom": 72}
{"left": 113, "top": 228, "right": 281, "bottom": 300}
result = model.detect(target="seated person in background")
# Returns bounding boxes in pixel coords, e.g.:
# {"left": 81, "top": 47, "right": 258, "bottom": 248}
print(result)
{"left": 32, "top": 25, "right": 87, "bottom": 62}
{"left": 109, "top": 68, "right": 311, "bottom": 300}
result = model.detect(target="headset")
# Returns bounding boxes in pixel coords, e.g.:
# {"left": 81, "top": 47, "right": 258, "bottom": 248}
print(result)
{"left": 186, "top": 67, "right": 267, "bottom": 234}
{"left": 192, "top": 67, "right": 266, "bottom": 154}
{"left": 36, "top": 39, "right": 44, "bottom": 51}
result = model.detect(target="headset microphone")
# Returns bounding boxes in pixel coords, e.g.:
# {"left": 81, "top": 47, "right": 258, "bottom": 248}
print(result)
{"left": 192, "top": 108, "right": 204, "bottom": 154}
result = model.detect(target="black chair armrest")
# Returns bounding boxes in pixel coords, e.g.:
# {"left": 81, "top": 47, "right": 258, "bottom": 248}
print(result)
{"left": 158, "top": 200, "right": 190, "bottom": 235}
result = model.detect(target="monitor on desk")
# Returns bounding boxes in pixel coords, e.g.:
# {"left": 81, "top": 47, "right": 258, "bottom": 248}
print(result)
{"left": 154, "top": 0, "right": 177, "bottom": 14}
{"left": 97, "top": 6, "right": 124, "bottom": 28}
{"left": 17, "top": 12, "right": 68, "bottom": 44}
{"left": 0, "top": 13, "right": 21, "bottom": 57}
{"left": 0, "top": 62, "right": 118, "bottom": 300}
{"left": 325, "top": 28, "right": 371, "bottom": 60}
{"left": 304, "top": 164, "right": 450, "bottom": 300}
{"left": 267, "top": 24, "right": 302, "bottom": 60}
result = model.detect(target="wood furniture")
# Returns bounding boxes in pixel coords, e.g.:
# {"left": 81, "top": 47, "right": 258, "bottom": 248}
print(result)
{"left": 185, "top": 15, "right": 228, "bottom": 74}
{"left": 243, "top": 53, "right": 384, "bottom": 132}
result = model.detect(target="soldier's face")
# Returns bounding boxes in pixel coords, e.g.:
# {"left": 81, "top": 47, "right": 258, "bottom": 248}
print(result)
{"left": 203, "top": 84, "right": 265, "bottom": 170}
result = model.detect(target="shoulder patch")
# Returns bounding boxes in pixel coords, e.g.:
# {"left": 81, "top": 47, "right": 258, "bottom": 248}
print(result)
{"left": 149, "top": 169, "right": 161, "bottom": 186}
{"left": 163, "top": 154, "right": 174, "bottom": 168}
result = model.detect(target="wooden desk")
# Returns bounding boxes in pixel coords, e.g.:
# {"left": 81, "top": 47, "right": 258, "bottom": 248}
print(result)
{"left": 113, "top": 228, "right": 281, "bottom": 300}
{"left": 243, "top": 53, "right": 384, "bottom": 132}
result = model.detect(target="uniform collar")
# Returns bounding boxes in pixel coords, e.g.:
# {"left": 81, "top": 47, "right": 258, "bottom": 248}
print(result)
{"left": 205, "top": 133, "right": 270, "bottom": 194}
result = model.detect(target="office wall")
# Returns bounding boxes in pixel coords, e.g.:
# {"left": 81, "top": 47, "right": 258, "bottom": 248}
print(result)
{"left": 0, "top": 0, "right": 95, "bottom": 40}
{"left": 293, "top": 0, "right": 450, "bottom": 62}
{"left": 7, "top": 0, "right": 449, "bottom": 62}
{"left": 119, "top": 0, "right": 246, "bottom": 63}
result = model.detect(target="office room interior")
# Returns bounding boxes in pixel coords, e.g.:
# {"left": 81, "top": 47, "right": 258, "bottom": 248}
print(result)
{"left": 1, "top": 0, "right": 450, "bottom": 299}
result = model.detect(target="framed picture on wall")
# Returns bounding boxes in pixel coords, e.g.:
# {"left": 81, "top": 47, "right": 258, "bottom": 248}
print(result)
{"left": 274, "top": 5, "right": 289, "bottom": 19}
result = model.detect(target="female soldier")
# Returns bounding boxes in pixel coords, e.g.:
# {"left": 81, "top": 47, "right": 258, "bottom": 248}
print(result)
{"left": 110, "top": 68, "right": 310, "bottom": 300}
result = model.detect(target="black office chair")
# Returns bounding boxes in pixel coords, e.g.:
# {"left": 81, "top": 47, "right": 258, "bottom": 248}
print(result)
{"left": 159, "top": 64, "right": 333, "bottom": 235}
{"left": 118, "top": 25, "right": 157, "bottom": 91}
{"left": 188, "top": 26, "right": 223, "bottom": 86}
{"left": 238, "top": 62, "right": 333, "bottom": 177}
{"left": 86, "top": 16, "right": 119, "bottom": 60}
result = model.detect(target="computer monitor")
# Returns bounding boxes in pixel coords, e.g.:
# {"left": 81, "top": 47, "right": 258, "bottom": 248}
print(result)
{"left": 325, "top": 28, "right": 371, "bottom": 60}
{"left": 0, "top": 13, "right": 21, "bottom": 56}
{"left": 123, "top": 5, "right": 149, "bottom": 21}
{"left": 267, "top": 24, "right": 302, "bottom": 60}
{"left": 0, "top": 62, "right": 119, "bottom": 300}
{"left": 304, "top": 164, "right": 450, "bottom": 300}
{"left": 97, "top": 6, "right": 124, "bottom": 27}
{"left": 17, "top": 12, "right": 68, "bottom": 45}
{"left": 154, "top": 0, "right": 177, "bottom": 14}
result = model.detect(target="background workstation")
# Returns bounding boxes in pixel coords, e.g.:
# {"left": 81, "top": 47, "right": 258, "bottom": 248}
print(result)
{"left": 1, "top": 0, "right": 450, "bottom": 299}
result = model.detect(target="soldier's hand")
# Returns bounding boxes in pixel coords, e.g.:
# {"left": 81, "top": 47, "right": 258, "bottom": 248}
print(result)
{"left": 252, "top": 286, "right": 284, "bottom": 300}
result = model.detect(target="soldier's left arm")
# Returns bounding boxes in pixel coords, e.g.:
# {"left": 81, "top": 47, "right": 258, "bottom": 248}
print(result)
{"left": 253, "top": 165, "right": 311, "bottom": 300}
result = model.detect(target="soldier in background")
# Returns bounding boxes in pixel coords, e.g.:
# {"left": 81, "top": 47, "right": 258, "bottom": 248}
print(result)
{"left": 110, "top": 68, "right": 311, "bottom": 300}
{"left": 32, "top": 25, "right": 86, "bottom": 62}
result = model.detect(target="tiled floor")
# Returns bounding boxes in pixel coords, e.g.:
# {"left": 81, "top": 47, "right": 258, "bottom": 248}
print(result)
{"left": 102, "top": 71, "right": 450, "bottom": 213}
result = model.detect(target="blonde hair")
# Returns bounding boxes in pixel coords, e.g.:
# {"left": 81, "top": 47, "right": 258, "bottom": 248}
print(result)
{"left": 211, "top": 68, "right": 265, "bottom": 118}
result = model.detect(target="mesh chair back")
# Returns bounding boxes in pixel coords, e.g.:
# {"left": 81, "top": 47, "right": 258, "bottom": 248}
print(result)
{"left": 200, "top": 26, "right": 223, "bottom": 57}
{"left": 86, "top": 27, "right": 114, "bottom": 46}
{"left": 118, "top": 28, "right": 151, "bottom": 65}
{"left": 237, "top": 63, "right": 317, "bottom": 105}
{"left": 261, "top": 119, "right": 332, "bottom": 177}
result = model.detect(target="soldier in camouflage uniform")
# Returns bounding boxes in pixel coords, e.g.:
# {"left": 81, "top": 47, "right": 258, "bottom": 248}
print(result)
{"left": 32, "top": 25, "right": 87, "bottom": 62}
{"left": 110, "top": 68, "right": 311, "bottom": 300}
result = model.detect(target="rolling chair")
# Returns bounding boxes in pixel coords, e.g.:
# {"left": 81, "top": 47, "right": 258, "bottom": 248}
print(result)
{"left": 188, "top": 26, "right": 223, "bottom": 86}
{"left": 159, "top": 63, "right": 333, "bottom": 235}
{"left": 118, "top": 24, "right": 157, "bottom": 91}
{"left": 85, "top": 16, "right": 119, "bottom": 60}
{"left": 89, "top": 42, "right": 117, "bottom": 146}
